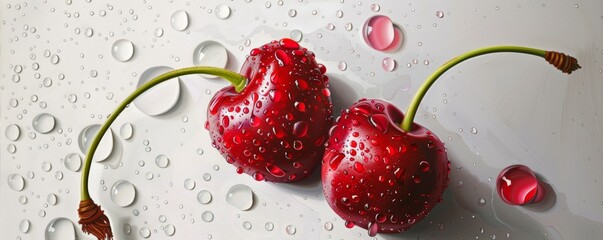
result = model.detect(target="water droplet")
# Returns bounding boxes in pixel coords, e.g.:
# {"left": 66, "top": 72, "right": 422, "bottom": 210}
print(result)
{"left": 478, "top": 198, "right": 487, "bottom": 206}
{"left": 326, "top": 23, "right": 335, "bottom": 30}
{"left": 111, "top": 39, "right": 135, "bottom": 62}
{"left": 41, "top": 161, "right": 52, "bottom": 172}
{"left": 265, "top": 222, "right": 274, "bottom": 231}
{"left": 370, "top": 3, "right": 380, "bottom": 12}
{"left": 471, "top": 127, "right": 478, "bottom": 134}
{"left": 47, "top": 193, "right": 58, "bottom": 205}
{"left": 134, "top": 66, "right": 181, "bottom": 116}
{"left": 78, "top": 124, "right": 115, "bottom": 162}
{"left": 155, "top": 154, "right": 170, "bottom": 168}
{"left": 84, "top": 27, "right": 94, "bottom": 37}
{"left": 5, "top": 124, "right": 21, "bottom": 141}
{"left": 290, "top": 29, "right": 303, "bottom": 42}
{"left": 286, "top": 225, "right": 297, "bottom": 235}
{"left": 110, "top": 180, "right": 137, "bottom": 207}
{"left": 324, "top": 221, "right": 334, "bottom": 231}
{"left": 42, "top": 77, "right": 53, "bottom": 87}
{"left": 197, "top": 190, "right": 212, "bottom": 204}
{"left": 496, "top": 165, "right": 545, "bottom": 205}
{"left": 382, "top": 57, "right": 396, "bottom": 71}
{"left": 139, "top": 227, "right": 151, "bottom": 238}
{"left": 32, "top": 113, "right": 56, "bottom": 133}
{"left": 170, "top": 10, "right": 189, "bottom": 31}
{"left": 193, "top": 41, "right": 229, "bottom": 79}
{"left": 436, "top": 11, "right": 444, "bottom": 18}
{"left": 67, "top": 94, "right": 77, "bottom": 103}
{"left": 243, "top": 221, "right": 252, "bottom": 230}
{"left": 184, "top": 178, "right": 196, "bottom": 190}
{"left": 226, "top": 184, "right": 254, "bottom": 210}
{"left": 345, "top": 22, "right": 353, "bottom": 31}
{"left": 19, "top": 219, "right": 30, "bottom": 233}
{"left": 202, "top": 211, "right": 214, "bottom": 222}
{"left": 50, "top": 54, "right": 60, "bottom": 64}
{"left": 164, "top": 224, "right": 176, "bottom": 236}
{"left": 288, "top": 9, "right": 297, "bottom": 17}
{"left": 8, "top": 174, "right": 25, "bottom": 191}
{"left": 45, "top": 218, "right": 76, "bottom": 240}
{"left": 120, "top": 123, "right": 134, "bottom": 140}
{"left": 368, "top": 222, "right": 379, "bottom": 237}
{"left": 215, "top": 4, "right": 231, "bottom": 19}
{"left": 203, "top": 173, "right": 212, "bottom": 181}
{"left": 363, "top": 15, "right": 403, "bottom": 51}
{"left": 154, "top": 28, "right": 164, "bottom": 37}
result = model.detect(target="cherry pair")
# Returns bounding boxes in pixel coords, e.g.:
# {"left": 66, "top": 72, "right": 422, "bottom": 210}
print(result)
{"left": 77, "top": 38, "right": 579, "bottom": 239}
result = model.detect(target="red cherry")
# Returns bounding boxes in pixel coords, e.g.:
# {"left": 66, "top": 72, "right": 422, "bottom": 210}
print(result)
{"left": 207, "top": 39, "right": 334, "bottom": 182}
{"left": 321, "top": 98, "right": 449, "bottom": 235}
{"left": 496, "top": 164, "right": 545, "bottom": 205}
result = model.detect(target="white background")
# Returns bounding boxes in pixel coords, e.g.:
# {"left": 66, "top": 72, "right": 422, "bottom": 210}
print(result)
{"left": 1, "top": 0, "right": 602, "bottom": 239}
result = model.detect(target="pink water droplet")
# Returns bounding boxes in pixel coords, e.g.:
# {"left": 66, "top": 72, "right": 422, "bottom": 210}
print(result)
{"left": 295, "top": 102, "right": 306, "bottom": 112}
{"left": 362, "top": 15, "right": 402, "bottom": 51}
{"left": 496, "top": 165, "right": 545, "bottom": 205}
{"left": 369, "top": 114, "right": 389, "bottom": 133}
{"left": 221, "top": 116, "right": 230, "bottom": 128}
{"left": 293, "top": 140, "right": 303, "bottom": 150}
{"left": 321, "top": 88, "right": 331, "bottom": 97}
{"left": 266, "top": 163, "right": 286, "bottom": 177}
{"left": 250, "top": 48, "right": 261, "bottom": 56}
{"left": 275, "top": 49, "right": 291, "bottom": 66}
{"left": 375, "top": 213, "right": 387, "bottom": 223}
{"left": 293, "top": 121, "right": 308, "bottom": 137}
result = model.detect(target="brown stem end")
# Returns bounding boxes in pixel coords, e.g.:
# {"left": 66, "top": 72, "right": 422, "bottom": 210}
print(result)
{"left": 78, "top": 199, "right": 114, "bottom": 240}
{"left": 545, "top": 51, "right": 581, "bottom": 74}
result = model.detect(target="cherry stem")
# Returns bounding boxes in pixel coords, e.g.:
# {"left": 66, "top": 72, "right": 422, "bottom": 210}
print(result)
{"left": 401, "top": 46, "right": 576, "bottom": 132}
{"left": 80, "top": 66, "right": 246, "bottom": 200}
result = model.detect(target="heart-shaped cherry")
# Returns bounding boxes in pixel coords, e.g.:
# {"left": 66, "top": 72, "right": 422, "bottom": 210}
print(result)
{"left": 322, "top": 46, "right": 579, "bottom": 236}
{"left": 206, "top": 38, "right": 333, "bottom": 182}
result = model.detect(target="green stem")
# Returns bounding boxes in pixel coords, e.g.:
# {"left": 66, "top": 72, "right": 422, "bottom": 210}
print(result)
{"left": 80, "top": 66, "right": 246, "bottom": 200}
{"left": 401, "top": 46, "right": 546, "bottom": 132}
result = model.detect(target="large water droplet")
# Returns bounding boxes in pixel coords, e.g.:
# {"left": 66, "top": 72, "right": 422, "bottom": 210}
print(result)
{"left": 170, "top": 10, "right": 189, "bottom": 31}
{"left": 324, "top": 221, "right": 333, "bottom": 231}
{"left": 202, "top": 211, "right": 214, "bottom": 222}
{"left": 5, "top": 124, "right": 21, "bottom": 141}
{"left": 496, "top": 165, "right": 545, "bottom": 205}
{"left": 111, "top": 180, "right": 136, "bottom": 207}
{"left": 265, "top": 222, "right": 275, "bottom": 231}
{"left": 368, "top": 222, "right": 379, "bottom": 237}
{"left": 45, "top": 218, "right": 76, "bottom": 240}
{"left": 120, "top": 122, "right": 134, "bottom": 140}
{"left": 155, "top": 154, "right": 170, "bottom": 168}
{"left": 362, "top": 15, "right": 403, "bottom": 51}
{"left": 243, "top": 221, "right": 252, "bottom": 230}
{"left": 197, "top": 190, "right": 212, "bottom": 204}
{"left": 111, "top": 39, "right": 135, "bottom": 62}
{"left": 78, "top": 124, "right": 115, "bottom": 162}
{"left": 19, "top": 219, "right": 30, "bottom": 233}
{"left": 64, "top": 153, "right": 82, "bottom": 172}
{"left": 47, "top": 193, "right": 58, "bottom": 205}
{"left": 32, "top": 113, "right": 56, "bottom": 134}
{"left": 226, "top": 184, "right": 254, "bottom": 211}
{"left": 193, "top": 41, "right": 228, "bottom": 79}
{"left": 290, "top": 29, "right": 303, "bottom": 42}
{"left": 134, "top": 66, "right": 181, "bottom": 116}
{"left": 8, "top": 174, "right": 25, "bottom": 191}
{"left": 215, "top": 4, "right": 231, "bottom": 19}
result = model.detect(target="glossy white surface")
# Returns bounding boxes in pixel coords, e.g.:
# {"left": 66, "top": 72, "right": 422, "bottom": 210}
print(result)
{"left": 1, "top": 0, "right": 602, "bottom": 239}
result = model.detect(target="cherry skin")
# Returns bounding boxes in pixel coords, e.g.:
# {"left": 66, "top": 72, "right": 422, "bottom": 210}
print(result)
{"left": 207, "top": 38, "right": 333, "bottom": 182}
{"left": 322, "top": 98, "right": 449, "bottom": 235}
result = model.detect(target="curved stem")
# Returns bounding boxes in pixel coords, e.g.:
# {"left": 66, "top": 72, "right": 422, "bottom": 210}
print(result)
{"left": 80, "top": 66, "right": 246, "bottom": 200}
{"left": 401, "top": 46, "right": 546, "bottom": 132}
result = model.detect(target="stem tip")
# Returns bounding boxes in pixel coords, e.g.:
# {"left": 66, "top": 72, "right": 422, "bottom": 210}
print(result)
{"left": 78, "top": 199, "right": 114, "bottom": 240}
{"left": 545, "top": 51, "right": 581, "bottom": 74}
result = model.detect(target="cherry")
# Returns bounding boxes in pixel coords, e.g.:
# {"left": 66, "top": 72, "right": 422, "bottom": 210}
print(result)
{"left": 321, "top": 46, "right": 579, "bottom": 236}
{"left": 206, "top": 38, "right": 333, "bottom": 182}
{"left": 322, "top": 98, "right": 449, "bottom": 235}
